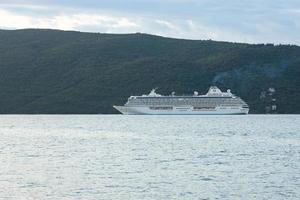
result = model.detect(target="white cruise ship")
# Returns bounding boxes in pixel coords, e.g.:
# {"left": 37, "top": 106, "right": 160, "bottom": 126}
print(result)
{"left": 113, "top": 86, "right": 249, "bottom": 115}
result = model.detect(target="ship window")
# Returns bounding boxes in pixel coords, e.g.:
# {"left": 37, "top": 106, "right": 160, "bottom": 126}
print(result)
{"left": 149, "top": 106, "right": 173, "bottom": 110}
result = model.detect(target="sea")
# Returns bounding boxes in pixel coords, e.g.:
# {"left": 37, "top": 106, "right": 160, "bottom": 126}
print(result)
{"left": 0, "top": 115, "right": 299, "bottom": 200}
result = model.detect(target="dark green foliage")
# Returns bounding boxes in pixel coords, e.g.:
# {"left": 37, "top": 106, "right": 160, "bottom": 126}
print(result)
{"left": 0, "top": 29, "right": 299, "bottom": 113}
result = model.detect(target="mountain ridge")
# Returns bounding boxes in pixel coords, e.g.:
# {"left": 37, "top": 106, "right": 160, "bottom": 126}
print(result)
{"left": 0, "top": 29, "right": 299, "bottom": 113}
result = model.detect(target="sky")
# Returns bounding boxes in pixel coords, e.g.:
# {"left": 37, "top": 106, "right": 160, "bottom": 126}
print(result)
{"left": 0, "top": 0, "right": 300, "bottom": 45}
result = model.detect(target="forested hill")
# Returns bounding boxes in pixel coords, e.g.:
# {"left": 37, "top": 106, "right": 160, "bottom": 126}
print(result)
{"left": 0, "top": 29, "right": 299, "bottom": 114}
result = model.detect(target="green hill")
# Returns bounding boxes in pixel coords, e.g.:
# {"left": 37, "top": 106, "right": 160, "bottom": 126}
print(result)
{"left": 0, "top": 29, "right": 299, "bottom": 114}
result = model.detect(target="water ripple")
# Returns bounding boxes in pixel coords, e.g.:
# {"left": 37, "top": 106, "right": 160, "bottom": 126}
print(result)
{"left": 0, "top": 115, "right": 299, "bottom": 200}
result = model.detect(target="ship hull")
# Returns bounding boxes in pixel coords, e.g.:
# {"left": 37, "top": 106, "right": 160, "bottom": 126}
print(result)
{"left": 113, "top": 106, "right": 249, "bottom": 115}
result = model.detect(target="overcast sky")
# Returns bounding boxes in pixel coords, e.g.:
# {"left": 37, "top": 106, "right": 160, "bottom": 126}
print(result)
{"left": 0, "top": 0, "right": 299, "bottom": 44}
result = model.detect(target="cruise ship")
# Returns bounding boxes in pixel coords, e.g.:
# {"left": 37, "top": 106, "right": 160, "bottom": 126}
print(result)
{"left": 113, "top": 86, "right": 249, "bottom": 115}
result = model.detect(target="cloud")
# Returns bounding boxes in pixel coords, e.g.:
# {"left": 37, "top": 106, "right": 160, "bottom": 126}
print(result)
{"left": 0, "top": 0, "right": 300, "bottom": 45}
{"left": 0, "top": 8, "right": 138, "bottom": 32}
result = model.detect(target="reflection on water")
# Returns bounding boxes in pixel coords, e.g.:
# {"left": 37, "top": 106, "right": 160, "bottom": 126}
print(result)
{"left": 0, "top": 115, "right": 299, "bottom": 199}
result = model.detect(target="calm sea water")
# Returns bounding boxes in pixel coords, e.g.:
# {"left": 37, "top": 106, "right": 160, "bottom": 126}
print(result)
{"left": 0, "top": 115, "right": 299, "bottom": 200}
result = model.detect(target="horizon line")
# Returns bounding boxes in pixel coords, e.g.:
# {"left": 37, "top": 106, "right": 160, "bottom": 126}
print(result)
{"left": 1, "top": 28, "right": 299, "bottom": 47}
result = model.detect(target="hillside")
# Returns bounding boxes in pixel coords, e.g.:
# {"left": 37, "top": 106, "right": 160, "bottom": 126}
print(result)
{"left": 0, "top": 29, "right": 299, "bottom": 114}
